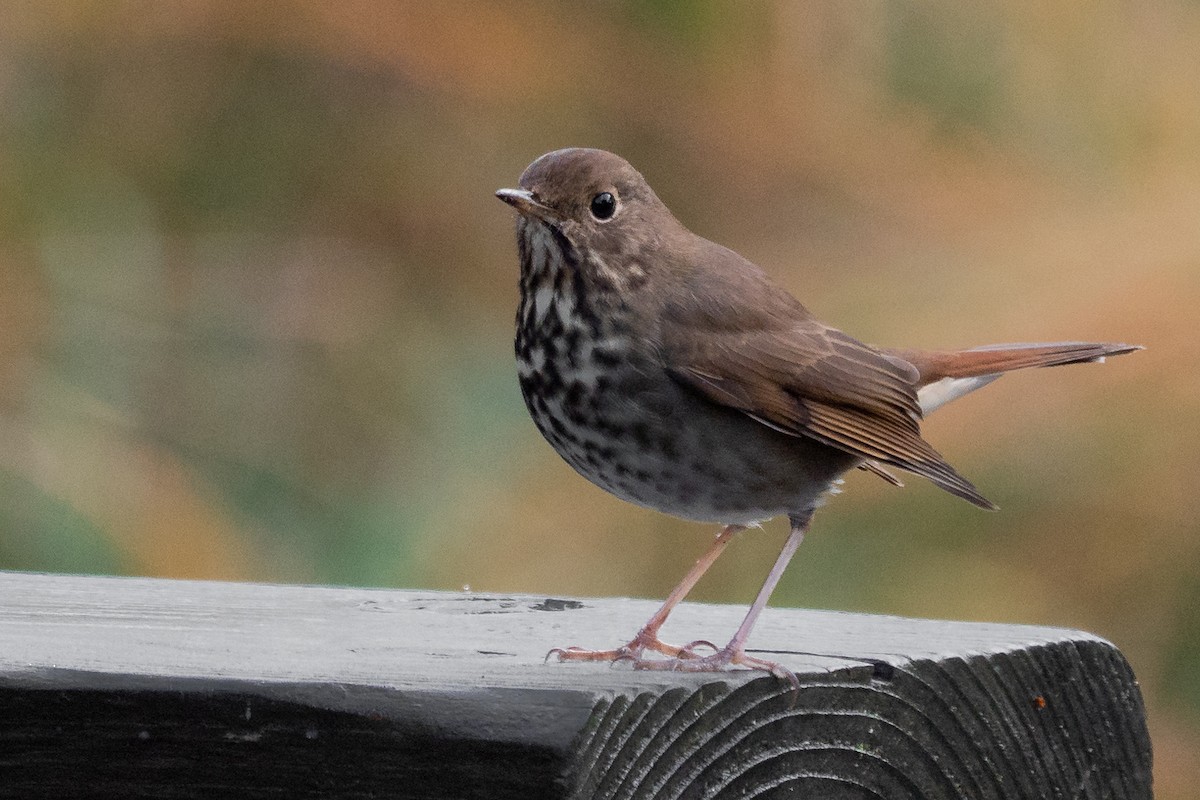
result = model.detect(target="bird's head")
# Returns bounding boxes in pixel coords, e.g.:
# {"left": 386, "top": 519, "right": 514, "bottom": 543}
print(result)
{"left": 496, "top": 148, "right": 676, "bottom": 266}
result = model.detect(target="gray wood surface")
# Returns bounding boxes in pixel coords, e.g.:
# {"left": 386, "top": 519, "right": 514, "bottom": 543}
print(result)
{"left": 0, "top": 571, "right": 1151, "bottom": 798}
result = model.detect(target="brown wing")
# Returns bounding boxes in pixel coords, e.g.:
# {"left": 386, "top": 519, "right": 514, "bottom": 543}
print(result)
{"left": 663, "top": 320, "right": 996, "bottom": 510}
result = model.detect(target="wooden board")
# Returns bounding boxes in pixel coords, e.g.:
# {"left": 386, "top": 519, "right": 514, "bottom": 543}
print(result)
{"left": 0, "top": 571, "right": 1151, "bottom": 798}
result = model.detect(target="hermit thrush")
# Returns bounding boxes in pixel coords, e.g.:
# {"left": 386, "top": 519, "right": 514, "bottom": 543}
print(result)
{"left": 496, "top": 148, "right": 1139, "bottom": 682}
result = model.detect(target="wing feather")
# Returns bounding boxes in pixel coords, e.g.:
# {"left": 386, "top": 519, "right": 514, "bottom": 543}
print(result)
{"left": 665, "top": 324, "right": 995, "bottom": 510}
{"left": 655, "top": 237, "right": 995, "bottom": 509}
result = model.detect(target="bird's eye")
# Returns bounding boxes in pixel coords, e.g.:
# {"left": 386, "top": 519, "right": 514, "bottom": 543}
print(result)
{"left": 589, "top": 192, "right": 617, "bottom": 220}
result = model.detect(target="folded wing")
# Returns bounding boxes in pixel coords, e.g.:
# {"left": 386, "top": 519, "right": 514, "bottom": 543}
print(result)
{"left": 664, "top": 320, "right": 997, "bottom": 509}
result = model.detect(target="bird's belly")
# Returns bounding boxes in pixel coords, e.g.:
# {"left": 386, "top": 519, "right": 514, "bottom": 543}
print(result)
{"left": 518, "top": 356, "right": 858, "bottom": 524}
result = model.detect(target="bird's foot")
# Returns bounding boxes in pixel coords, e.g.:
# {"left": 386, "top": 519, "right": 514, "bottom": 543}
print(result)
{"left": 629, "top": 644, "right": 801, "bottom": 692}
{"left": 548, "top": 631, "right": 717, "bottom": 663}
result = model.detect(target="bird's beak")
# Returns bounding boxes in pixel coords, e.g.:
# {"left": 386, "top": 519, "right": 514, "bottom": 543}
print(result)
{"left": 495, "top": 188, "right": 559, "bottom": 222}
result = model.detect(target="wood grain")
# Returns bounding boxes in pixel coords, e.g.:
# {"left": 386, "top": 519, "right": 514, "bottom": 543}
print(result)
{"left": 0, "top": 571, "right": 1151, "bottom": 798}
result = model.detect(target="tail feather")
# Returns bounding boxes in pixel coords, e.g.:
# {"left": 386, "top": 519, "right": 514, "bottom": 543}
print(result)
{"left": 859, "top": 340, "right": 1140, "bottom": 506}
{"left": 883, "top": 341, "right": 1142, "bottom": 415}
{"left": 895, "top": 341, "right": 1143, "bottom": 383}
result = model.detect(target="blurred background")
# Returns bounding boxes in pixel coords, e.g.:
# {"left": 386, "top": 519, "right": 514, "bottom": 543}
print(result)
{"left": 0, "top": 0, "right": 1196, "bottom": 791}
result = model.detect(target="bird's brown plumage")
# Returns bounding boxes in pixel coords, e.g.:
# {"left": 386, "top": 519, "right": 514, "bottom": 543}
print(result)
{"left": 501, "top": 148, "right": 1141, "bottom": 512}
{"left": 656, "top": 249, "right": 995, "bottom": 508}
{"left": 496, "top": 146, "right": 1141, "bottom": 681}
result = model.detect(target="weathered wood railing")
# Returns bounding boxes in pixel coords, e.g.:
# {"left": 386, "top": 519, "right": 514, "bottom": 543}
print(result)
{"left": 0, "top": 571, "right": 1151, "bottom": 798}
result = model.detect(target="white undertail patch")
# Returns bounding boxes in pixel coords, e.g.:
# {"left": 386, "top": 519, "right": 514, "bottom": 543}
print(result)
{"left": 917, "top": 374, "right": 1003, "bottom": 415}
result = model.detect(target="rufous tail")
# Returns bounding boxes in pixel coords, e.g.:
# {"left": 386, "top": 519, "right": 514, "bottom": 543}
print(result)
{"left": 884, "top": 341, "right": 1142, "bottom": 416}
{"left": 889, "top": 341, "right": 1142, "bottom": 384}
{"left": 869, "top": 341, "right": 1141, "bottom": 506}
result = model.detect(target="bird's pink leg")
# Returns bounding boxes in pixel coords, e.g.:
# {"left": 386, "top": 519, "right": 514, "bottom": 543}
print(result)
{"left": 631, "top": 511, "right": 813, "bottom": 689}
{"left": 550, "top": 524, "right": 746, "bottom": 662}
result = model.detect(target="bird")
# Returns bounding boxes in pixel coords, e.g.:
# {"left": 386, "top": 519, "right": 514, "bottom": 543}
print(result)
{"left": 495, "top": 147, "right": 1140, "bottom": 683}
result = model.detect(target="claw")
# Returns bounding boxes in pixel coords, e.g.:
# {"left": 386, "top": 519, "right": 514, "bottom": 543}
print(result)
{"left": 551, "top": 647, "right": 630, "bottom": 662}
{"left": 630, "top": 645, "right": 801, "bottom": 695}
{"left": 548, "top": 645, "right": 629, "bottom": 663}
{"left": 677, "top": 639, "right": 719, "bottom": 658}
{"left": 547, "top": 630, "right": 693, "bottom": 664}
